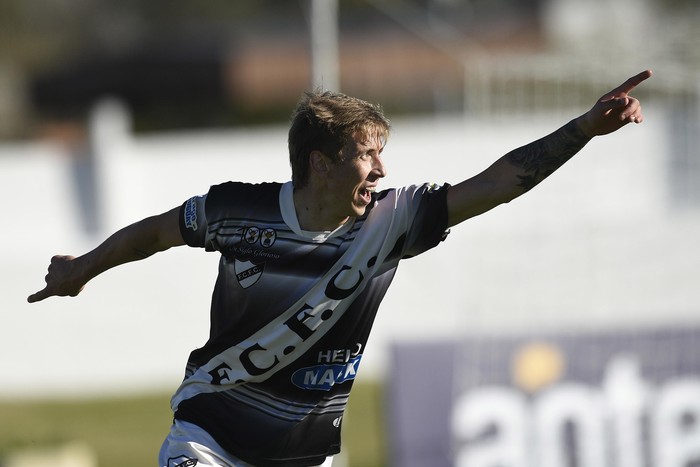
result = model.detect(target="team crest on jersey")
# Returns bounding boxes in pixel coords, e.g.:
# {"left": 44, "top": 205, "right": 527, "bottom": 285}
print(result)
{"left": 233, "top": 226, "right": 278, "bottom": 288}
{"left": 234, "top": 259, "right": 265, "bottom": 288}
{"left": 167, "top": 456, "right": 198, "bottom": 467}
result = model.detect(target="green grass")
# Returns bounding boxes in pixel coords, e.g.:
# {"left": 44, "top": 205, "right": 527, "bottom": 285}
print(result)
{"left": 0, "top": 393, "right": 172, "bottom": 466}
{"left": 343, "top": 380, "right": 388, "bottom": 467}
{"left": 0, "top": 381, "right": 386, "bottom": 467}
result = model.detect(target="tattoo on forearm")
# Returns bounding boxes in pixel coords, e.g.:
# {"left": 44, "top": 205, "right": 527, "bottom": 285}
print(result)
{"left": 506, "top": 119, "right": 591, "bottom": 192}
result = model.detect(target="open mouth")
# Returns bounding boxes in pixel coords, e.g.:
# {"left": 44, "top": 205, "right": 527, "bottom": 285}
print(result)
{"left": 359, "top": 186, "right": 376, "bottom": 204}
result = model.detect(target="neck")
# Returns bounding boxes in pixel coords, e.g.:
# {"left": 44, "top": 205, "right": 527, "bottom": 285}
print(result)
{"left": 293, "top": 185, "right": 349, "bottom": 232}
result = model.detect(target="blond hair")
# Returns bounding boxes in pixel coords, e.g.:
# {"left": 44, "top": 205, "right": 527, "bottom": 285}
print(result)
{"left": 288, "top": 90, "right": 390, "bottom": 188}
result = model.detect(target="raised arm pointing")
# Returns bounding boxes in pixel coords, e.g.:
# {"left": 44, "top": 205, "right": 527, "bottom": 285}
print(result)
{"left": 446, "top": 69, "right": 653, "bottom": 227}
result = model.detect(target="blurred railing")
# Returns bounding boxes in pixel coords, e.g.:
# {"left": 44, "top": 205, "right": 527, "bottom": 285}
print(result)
{"left": 462, "top": 53, "right": 697, "bottom": 117}
{"left": 460, "top": 52, "right": 700, "bottom": 208}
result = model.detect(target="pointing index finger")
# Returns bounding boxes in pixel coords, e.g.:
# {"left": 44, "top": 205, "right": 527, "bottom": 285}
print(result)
{"left": 602, "top": 69, "right": 653, "bottom": 100}
{"left": 27, "top": 288, "right": 48, "bottom": 303}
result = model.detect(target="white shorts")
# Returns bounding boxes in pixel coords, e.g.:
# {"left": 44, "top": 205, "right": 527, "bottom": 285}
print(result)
{"left": 159, "top": 419, "right": 333, "bottom": 467}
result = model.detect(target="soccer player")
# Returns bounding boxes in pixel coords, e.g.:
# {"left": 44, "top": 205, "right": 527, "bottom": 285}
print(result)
{"left": 28, "top": 70, "right": 651, "bottom": 466}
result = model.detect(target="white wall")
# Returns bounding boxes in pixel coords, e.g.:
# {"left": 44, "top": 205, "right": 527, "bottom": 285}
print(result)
{"left": 2, "top": 101, "right": 698, "bottom": 398}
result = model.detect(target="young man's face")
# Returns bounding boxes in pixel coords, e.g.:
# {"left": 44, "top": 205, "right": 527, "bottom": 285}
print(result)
{"left": 326, "top": 131, "right": 387, "bottom": 221}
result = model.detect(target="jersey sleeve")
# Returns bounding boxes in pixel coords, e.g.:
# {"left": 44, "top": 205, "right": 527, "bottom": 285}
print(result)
{"left": 395, "top": 182, "right": 451, "bottom": 259}
{"left": 179, "top": 194, "right": 208, "bottom": 248}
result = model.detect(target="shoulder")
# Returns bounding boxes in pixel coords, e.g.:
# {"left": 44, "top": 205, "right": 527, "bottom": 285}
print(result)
{"left": 368, "top": 183, "right": 449, "bottom": 212}
{"left": 209, "top": 181, "right": 282, "bottom": 199}
{"left": 204, "top": 181, "right": 284, "bottom": 222}
{"left": 207, "top": 182, "right": 282, "bottom": 208}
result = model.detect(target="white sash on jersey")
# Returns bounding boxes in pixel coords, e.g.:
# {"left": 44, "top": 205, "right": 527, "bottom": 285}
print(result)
{"left": 171, "top": 187, "right": 409, "bottom": 410}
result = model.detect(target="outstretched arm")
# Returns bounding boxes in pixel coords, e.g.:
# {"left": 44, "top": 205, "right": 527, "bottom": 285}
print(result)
{"left": 446, "top": 69, "right": 652, "bottom": 227}
{"left": 27, "top": 206, "right": 185, "bottom": 303}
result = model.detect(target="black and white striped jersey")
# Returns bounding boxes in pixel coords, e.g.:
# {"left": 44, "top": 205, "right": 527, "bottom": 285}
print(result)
{"left": 173, "top": 180, "right": 449, "bottom": 466}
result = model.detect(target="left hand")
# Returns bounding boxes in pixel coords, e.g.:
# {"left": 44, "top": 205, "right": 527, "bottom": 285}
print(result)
{"left": 577, "top": 69, "right": 653, "bottom": 137}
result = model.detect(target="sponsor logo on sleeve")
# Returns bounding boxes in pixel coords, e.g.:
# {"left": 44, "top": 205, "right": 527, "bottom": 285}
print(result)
{"left": 184, "top": 197, "right": 199, "bottom": 231}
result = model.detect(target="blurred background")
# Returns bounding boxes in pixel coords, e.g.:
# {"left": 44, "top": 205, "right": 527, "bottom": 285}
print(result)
{"left": 1, "top": 0, "right": 699, "bottom": 466}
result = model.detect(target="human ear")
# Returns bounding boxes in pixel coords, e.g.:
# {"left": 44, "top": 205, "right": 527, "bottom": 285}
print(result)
{"left": 309, "top": 150, "right": 330, "bottom": 174}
